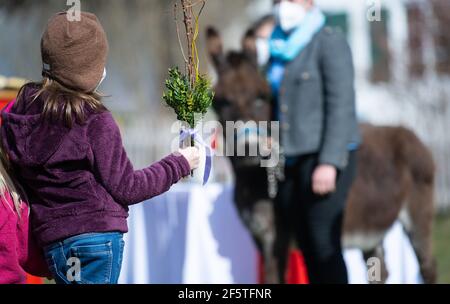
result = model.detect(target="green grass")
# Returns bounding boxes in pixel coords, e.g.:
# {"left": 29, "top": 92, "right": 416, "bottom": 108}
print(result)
{"left": 433, "top": 214, "right": 450, "bottom": 283}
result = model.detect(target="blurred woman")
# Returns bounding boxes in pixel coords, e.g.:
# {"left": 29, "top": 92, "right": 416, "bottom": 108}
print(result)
{"left": 266, "top": 0, "right": 360, "bottom": 284}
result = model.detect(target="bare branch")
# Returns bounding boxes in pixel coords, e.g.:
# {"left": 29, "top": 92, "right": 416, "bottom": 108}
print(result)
{"left": 174, "top": 3, "right": 188, "bottom": 70}
{"left": 180, "top": 0, "right": 195, "bottom": 87}
{"left": 175, "top": 0, "right": 207, "bottom": 86}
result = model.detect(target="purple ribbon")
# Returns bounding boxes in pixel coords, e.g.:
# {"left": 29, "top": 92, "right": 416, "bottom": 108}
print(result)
{"left": 180, "top": 128, "right": 213, "bottom": 185}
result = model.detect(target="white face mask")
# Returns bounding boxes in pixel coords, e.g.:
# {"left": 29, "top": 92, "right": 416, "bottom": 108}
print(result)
{"left": 274, "top": 1, "right": 307, "bottom": 32}
{"left": 95, "top": 68, "right": 106, "bottom": 91}
{"left": 255, "top": 37, "right": 270, "bottom": 66}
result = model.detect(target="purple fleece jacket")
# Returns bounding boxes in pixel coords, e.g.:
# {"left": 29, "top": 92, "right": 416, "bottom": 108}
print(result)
{"left": 1, "top": 84, "right": 191, "bottom": 246}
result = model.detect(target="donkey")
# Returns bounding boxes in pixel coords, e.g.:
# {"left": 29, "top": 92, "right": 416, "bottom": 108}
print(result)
{"left": 206, "top": 26, "right": 437, "bottom": 284}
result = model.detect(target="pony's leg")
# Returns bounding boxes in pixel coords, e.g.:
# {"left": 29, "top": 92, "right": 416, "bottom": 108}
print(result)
{"left": 402, "top": 183, "right": 437, "bottom": 284}
{"left": 262, "top": 239, "right": 279, "bottom": 284}
{"left": 247, "top": 200, "right": 279, "bottom": 284}
{"left": 252, "top": 200, "right": 279, "bottom": 284}
{"left": 363, "top": 245, "right": 389, "bottom": 284}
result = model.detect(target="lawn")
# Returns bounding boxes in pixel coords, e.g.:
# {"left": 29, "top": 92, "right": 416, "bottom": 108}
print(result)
{"left": 434, "top": 213, "right": 450, "bottom": 283}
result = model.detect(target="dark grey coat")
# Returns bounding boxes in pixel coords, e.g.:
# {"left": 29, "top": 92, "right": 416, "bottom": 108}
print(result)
{"left": 277, "top": 27, "right": 361, "bottom": 169}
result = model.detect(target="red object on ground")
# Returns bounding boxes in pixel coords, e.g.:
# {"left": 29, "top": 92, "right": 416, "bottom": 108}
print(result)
{"left": 258, "top": 249, "right": 309, "bottom": 284}
{"left": 285, "top": 250, "right": 309, "bottom": 284}
{"left": 26, "top": 274, "right": 44, "bottom": 284}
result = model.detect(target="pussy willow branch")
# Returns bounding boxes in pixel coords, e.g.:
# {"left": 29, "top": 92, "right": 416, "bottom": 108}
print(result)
{"left": 177, "top": 0, "right": 207, "bottom": 88}
{"left": 192, "top": 0, "right": 206, "bottom": 79}
{"left": 180, "top": 0, "right": 195, "bottom": 88}
{"left": 174, "top": 3, "right": 188, "bottom": 70}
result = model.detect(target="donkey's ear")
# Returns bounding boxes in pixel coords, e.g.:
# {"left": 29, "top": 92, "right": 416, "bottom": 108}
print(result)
{"left": 206, "top": 26, "right": 226, "bottom": 73}
{"left": 242, "top": 29, "right": 258, "bottom": 67}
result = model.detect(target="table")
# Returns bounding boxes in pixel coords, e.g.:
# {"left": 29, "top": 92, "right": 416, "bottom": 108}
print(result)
{"left": 119, "top": 183, "right": 421, "bottom": 284}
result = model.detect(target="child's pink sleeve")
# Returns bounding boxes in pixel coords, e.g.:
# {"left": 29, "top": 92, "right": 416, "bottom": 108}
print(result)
{"left": 4, "top": 99, "right": 16, "bottom": 113}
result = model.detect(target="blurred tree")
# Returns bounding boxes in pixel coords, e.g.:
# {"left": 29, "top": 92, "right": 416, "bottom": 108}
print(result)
{"left": 405, "top": 0, "right": 450, "bottom": 79}
{"left": 406, "top": 3, "right": 426, "bottom": 78}
{"left": 431, "top": 0, "right": 450, "bottom": 76}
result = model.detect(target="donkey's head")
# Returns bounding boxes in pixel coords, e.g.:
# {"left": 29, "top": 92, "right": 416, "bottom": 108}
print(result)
{"left": 206, "top": 27, "right": 275, "bottom": 169}
{"left": 206, "top": 27, "right": 271, "bottom": 126}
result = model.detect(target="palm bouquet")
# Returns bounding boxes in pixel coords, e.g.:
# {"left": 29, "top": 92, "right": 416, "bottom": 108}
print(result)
{"left": 163, "top": 0, "right": 214, "bottom": 183}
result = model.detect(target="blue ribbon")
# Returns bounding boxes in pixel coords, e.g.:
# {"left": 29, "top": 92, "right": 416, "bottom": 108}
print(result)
{"left": 180, "top": 128, "right": 213, "bottom": 185}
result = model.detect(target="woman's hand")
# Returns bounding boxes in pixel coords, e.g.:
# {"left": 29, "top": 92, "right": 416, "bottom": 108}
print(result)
{"left": 179, "top": 147, "right": 201, "bottom": 170}
{"left": 312, "top": 164, "right": 337, "bottom": 196}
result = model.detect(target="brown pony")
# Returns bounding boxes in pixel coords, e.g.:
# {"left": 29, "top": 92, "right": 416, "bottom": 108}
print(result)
{"left": 206, "top": 27, "right": 437, "bottom": 284}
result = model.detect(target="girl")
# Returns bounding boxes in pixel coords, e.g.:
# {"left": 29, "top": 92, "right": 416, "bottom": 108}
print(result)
{"left": 0, "top": 102, "right": 49, "bottom": 284}
{"left": 1, "top": 11, "right": 199, "bottom": 284}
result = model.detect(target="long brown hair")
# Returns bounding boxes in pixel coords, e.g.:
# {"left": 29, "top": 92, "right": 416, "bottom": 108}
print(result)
{"left": 20, "top": 77, "right": 107, "bottom": 127}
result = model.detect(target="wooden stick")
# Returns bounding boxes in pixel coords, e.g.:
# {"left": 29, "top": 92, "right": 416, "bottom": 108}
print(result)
{"left": 174, "top": 3, "right": 188, "bottom": 66}
{"left": 180, "top": 0, "right": 195, "bottom": 88}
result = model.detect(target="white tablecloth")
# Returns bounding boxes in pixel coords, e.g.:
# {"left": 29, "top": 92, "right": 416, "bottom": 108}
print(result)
{"left": 119, "top": 183, "right": 421, "bottom": 284}
{"left": 119, "top": 183, "right": 258, "bottom": 284}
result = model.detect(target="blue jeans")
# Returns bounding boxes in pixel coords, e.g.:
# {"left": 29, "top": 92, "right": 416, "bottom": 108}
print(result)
{"left": 44, "top": 232, "right": 125, "bottom": 284}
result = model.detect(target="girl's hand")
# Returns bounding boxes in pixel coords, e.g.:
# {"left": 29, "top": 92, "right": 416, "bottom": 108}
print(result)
{"left": 312, "top": 164, "right": 337, "bottom": 196}
{"left": 179, "top": 147, "right": 200, "bottom": 170}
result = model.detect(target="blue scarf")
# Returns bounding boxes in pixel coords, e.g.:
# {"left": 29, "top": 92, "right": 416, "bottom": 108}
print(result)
{"left": 269, "top": 8, "right": 326, "bottom": 63}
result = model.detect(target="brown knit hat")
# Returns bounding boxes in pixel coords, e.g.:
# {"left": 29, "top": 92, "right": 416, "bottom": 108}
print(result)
{"left": 41, "top": 11, "right": 109, "bottom": 93}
